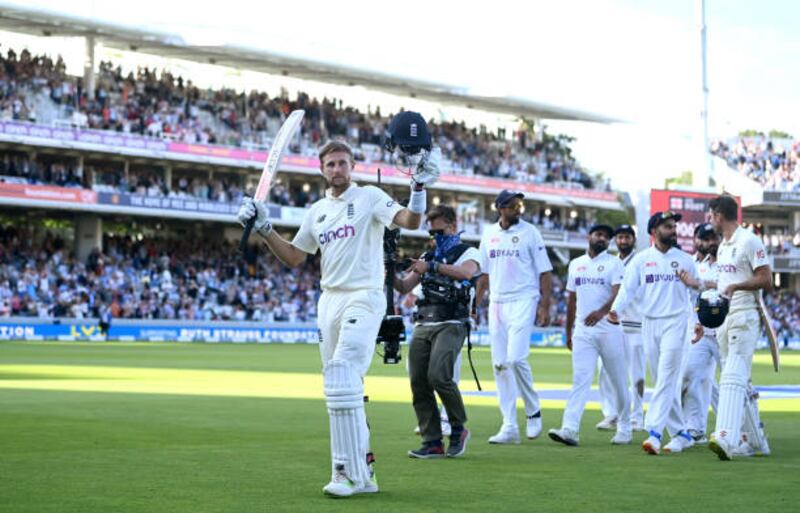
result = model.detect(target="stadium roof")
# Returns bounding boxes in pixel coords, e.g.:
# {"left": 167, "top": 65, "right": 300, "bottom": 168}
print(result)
{"left": 0, "top": 5, "right": 617, "bottom": 123}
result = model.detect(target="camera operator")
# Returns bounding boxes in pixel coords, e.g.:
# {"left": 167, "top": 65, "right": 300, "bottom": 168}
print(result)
{"left": 394, "top": 205, "right": 480, "bottom": 459}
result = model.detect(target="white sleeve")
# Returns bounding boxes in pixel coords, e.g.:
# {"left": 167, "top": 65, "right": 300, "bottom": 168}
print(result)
{"left": 565, "top": 262, "right": 576, "bottom": 293}
{"left": 368, "top": 186, "right": 404, "bottom": 228}
{"left": 291, "top": 209, "right": 319, "bottom": 254}
{"left": 456, "top": 247, "right": 482, "bottom": 273}
{"left": 530, "top": 228, "right": 553, "bottom": 274}
{"left": 478, "top": 232, "right": 489, "bottom": 271}
{"left": 610, "top": 259, "right": 625, "bottom": 286}
{"left": 746, "top": 236, "right": 770, "bottom": 270}
{"left": 612, "top": 253, "right": 641, "bottom": 313}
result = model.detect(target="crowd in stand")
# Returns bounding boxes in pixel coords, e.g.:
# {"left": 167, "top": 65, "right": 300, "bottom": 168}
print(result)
{"left": 0, "top": 226, "right": 321, "bottom": 322}
{"left": 711, "top": 136, "right": 800, "bottom": 191}
{"left": 0, "top": 48, "right": 608, "bottom": 190}
{"left": 1, "top": 224, "right": 797, "bottom": 342}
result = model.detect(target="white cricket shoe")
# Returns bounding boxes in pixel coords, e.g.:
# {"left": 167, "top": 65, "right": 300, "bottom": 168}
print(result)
{"left": 709, "top": 433, "right": 733, "bottom": 461}
{"left": 740, "top": 431, "right": 771, "bottom": 457}
{"left": 596, "top": 416, "right": 618, "bottom": 431}
{"left": 488, "top": 427, "right": 521, "bottom": 445}
{"left": 441, "top": 419, "right": 452, "bottom": 437}
{"left": 663, "top": 432, "right": 695, "bottom": 454}
{"left": 526, "top": 414, "right": 542, "bottom": 439}
{"left": 642, "top": 435, "right": 661, "bottom": 455}
{"left": 323, "top": 466, "right": 378, "bottom": 498}
{"left": 415, "top": 421, "right": 452, "bottom": 437}
{"left": 548, "top": 427, "right": 579, "bottom": 446}
{"left": 611, "top": 431, "right": 632, "bottom": 445}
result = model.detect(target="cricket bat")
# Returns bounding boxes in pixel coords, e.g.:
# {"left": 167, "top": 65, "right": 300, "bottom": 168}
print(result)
{"left": 755, "top": 292, "right": 780, "bottom": 372}
{"left": 239, "top": 109, "right": 305, "bottom": 252}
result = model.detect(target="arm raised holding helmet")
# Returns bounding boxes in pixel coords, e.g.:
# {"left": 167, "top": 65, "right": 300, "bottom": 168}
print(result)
{"left": 384, "top": 112, "right": 442, "bottom": 230}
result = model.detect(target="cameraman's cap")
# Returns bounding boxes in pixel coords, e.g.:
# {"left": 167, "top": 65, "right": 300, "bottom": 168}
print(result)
{"left": 647, "top": 210, "right": 682, "bottom": 234}
{"left": 589, "top": 224, "right": 614, "bottom": 238}
{"left": 385, "top": 111, "right": 431, "bottom": 152}
{"left": 495, "top": 190, "right": 524, "bottom": 208}
{"left": 696, "top": 222, "right": 717, "bottom": 239}
{"left": 614, "top": 224, "right": 636, "bottom": 237}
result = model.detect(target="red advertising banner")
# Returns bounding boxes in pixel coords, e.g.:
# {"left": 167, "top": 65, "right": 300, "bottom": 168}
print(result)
{"left": 0, "top": 182, "right": 97, "bottom": 204}
{"left": 650, "top": 189, "right": 741, "bottom": 252}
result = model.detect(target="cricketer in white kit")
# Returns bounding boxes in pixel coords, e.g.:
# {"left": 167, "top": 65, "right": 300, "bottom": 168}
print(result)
{"left": 610, "top": 211, "right": 699, "bottom": 455}
{"left": 597, "top": 224, "right": 646, "bottom": 432}
{"left": 476, "top": 190, "right": 552, "bottom": 444}
{"left": 705, "top": 195, "right": 773, "bottom": 460}
{"left": 237, "top": 140, "right": 437, "bottom": 497}
{"left": 679, "top": 223, "right": 721, "bottom": 445}
{"left": 548, "top": 224, "right": 632, "bottom": 447}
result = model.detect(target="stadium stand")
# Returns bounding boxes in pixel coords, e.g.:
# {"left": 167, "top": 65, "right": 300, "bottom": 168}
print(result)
{"left": 710, "top": 136, "right": 799, "bottom": 191}
{"left": 0, "top": 49, "right": 609, "bottom": 190}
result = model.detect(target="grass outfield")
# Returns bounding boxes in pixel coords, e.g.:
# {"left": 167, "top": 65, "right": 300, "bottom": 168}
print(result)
{"left": 0, "top": 342, "right": 798, "bottom": 513}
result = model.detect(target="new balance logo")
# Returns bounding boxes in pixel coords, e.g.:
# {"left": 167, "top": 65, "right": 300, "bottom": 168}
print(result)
{"left": 319, "top": 224, "right": 356, "bottom": 245}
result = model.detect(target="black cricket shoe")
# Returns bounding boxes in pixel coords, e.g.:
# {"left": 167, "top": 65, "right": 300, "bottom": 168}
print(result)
{"left": 408, "top": 440, "right": 445, "bottom": 459}
{"left": 447, "top": 427, "right": 470, "bottom": 458}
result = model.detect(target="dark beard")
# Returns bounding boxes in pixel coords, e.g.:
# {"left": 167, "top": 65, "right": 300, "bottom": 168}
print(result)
{"left": 617, "top": 244, "right": 633, "bottom": 258}
{"left": 590, "top": 242, "right": 608, "bottom": 255}
{"left": 658, "top": 234, "right": 678, "bottom": 248}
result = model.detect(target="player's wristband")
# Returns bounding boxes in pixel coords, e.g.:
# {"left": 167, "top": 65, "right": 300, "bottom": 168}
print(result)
{"left": 408, "top": 186, "right": 427, "bottom": 214}
{"left": 430, "top": 261, "right": 440, "bottom": 274}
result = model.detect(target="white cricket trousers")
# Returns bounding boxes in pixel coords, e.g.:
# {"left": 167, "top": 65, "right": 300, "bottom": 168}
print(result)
{"left": 317, "top": 289, "right": 386, "bottom": 481}
{"left": 713, "top": 309, "right": 760, "bottom": 445}
{"left": 642, "top": 313, "right": 690, "bottom": 438}
{"left": 489, "top": 296, "right": 541, "bottom": 430}
{"left": 317, "top": 289, "right": 386, "bottom": 374}
{"left": 563, "top": 322, "right": 630, "bottom": 434}
{"left": 682, "top": 334, "right": 719, "bottom": 435}
{"left": 599, "top": 328, "right": 645, "bottom": 424}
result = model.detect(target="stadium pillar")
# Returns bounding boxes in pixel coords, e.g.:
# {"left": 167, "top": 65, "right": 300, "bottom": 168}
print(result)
{"left": 164, "top": 165, "right": 172, "bottom": 190}
{"left": 84, "top": 36, "right": 96, "bottom": 102}
{"left": 75, "top": 215, "right": 102, "bottom": 263}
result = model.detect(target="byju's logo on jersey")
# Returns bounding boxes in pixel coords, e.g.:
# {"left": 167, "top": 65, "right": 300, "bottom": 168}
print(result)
{"left": 489, "top": 249, "right": 521, "bottom": 258}
{"left": 319, "top": 224, "right": 356, "bottom": 245}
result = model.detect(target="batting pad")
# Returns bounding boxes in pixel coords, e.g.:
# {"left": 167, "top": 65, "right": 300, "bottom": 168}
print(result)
{"left": 323, "top": 360, "right": 370, "bottom": 486}
{"left": 742, "top": 383, "right": 767, "bottom": 451}
{"left": 715, "top": 354, "right": 748, "bottom": 445}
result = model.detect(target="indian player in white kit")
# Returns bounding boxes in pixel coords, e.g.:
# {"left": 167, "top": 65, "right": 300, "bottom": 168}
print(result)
{"left": 705, "top": 195, "right": 773, "bottom": 460}
{"left": 609, "top": 211, "right": 700, "bottom": 455}
{"left": 476, "top": 190, "right": 553, "bottom": 444}
{"left": 597, "top": 225, "right": 646, "bottom": 432}
{"left": 237, "top": 139, "right": 438, "bottom": 497}
{"left": 548, "top": 224, "right": 632, "bottom": 446}
{"left": 679, "top": 223, "right": 721, "bottom": 444}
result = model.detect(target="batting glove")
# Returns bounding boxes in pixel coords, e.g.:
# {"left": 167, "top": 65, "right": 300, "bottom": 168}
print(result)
{"left": 411, "top": 146, "right": 441, "bottom": 187}
{"left": 237, "top": 197, "right": 273, "bottom": 236}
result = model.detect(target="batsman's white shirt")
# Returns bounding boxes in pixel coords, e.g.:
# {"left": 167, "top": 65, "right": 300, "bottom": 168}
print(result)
{"left": 716, "top": 226, "right": 770, "bottom": 313}
{"left": 612, "top": 246, "right": 698, "bottom": 318}
{"left": 566, "top": 250, "right": 624, "bottom": 334}
{"left": 292, "top": 183, "right": 403, "bottom": 291}
{"left": 479, "top": 220, "right": 552, "bottom": 304}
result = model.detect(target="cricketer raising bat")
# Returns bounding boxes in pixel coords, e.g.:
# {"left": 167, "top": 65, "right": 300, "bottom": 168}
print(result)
{"left": 239, "top": 109, "right": 305, "bottom": 252}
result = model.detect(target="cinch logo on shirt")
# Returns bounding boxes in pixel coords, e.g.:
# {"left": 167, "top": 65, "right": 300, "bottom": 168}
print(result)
{"left": 489, "top": 249, "right": 521, "bottom": 258}
{"left": 718, "top": 264, "right": 737, "bottom": 273}
{"left": 645, "top": 273, "right": 679, "bottom": 283}
{"left": 319, "top": 224, "right": 356, "bottom": 245}
{"left": 575, "top": 277, "right": 606, "bottom": 286}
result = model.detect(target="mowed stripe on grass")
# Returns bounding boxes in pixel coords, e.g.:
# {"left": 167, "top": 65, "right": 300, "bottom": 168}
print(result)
{"left": 1, "top": 357, "right": 799, "bottom": 411}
